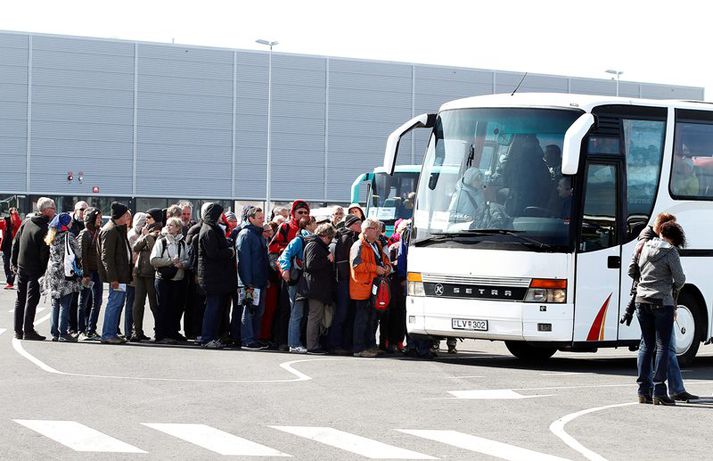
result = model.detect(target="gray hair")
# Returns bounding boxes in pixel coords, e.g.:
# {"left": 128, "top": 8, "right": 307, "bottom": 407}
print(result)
{"left": 315, "top": 223, "right": 336, "bottom": 239}
{"left": 37, "top": 197, "right": 55, "bottom": 212}
{"left": 246, "top": 206, "right": 263, "bottom": 219}
{"left": 166, "top": 204, "right": 182, "bottom": 218}
{"left": 361, "top": 217, "right": 380, "bottom": 233}
{"left": 177, "top": 200, "right": 193, "bottom": 209}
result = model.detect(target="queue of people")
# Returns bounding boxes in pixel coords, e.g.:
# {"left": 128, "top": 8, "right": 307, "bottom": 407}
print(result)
{"left": 3, "top": 197, "right": 416, "bottom": 359}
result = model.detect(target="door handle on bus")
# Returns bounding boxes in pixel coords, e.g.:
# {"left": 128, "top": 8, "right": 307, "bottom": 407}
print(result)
{"left": 607, "top": 256, "right": 621, "bottom": 269}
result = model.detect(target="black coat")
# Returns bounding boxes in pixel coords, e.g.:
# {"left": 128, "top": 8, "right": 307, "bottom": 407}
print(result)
{"left": 197, "top": 203, "right": 237, "bottom": 295}
{"left": 302, "top": 236, "right": 335, "bottom": 305}
{"left": 10, "top": 215, "right": 50, "bottom": 277}
{"left": 334, "top": 227, "right": 357, "bottom": 282}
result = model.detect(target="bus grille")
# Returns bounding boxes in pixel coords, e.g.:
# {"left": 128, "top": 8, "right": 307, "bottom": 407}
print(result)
{"left": 422, "top": 274, "right": 531, "bottom": 287}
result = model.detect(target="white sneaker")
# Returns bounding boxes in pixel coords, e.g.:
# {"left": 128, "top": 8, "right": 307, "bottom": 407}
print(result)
{"left": 289, "top": 346, "right": 308, "bottom": 354}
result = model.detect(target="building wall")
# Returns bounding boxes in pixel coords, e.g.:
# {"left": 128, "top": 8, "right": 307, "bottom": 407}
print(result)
{"left": 0, "top": 31, "right": 705, "bottom": 203}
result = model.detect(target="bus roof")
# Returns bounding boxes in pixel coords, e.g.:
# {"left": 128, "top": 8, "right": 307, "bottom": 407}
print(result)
{"left": 372, "top": 165, "right": 422, "bottom": 174}
{"left": 439, "top": 92, "right": 713, "bottom": 114}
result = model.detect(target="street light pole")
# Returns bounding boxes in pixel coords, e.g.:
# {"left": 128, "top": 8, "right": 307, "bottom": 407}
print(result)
{"left": 605, "top": 69, "right": 623, "bottom": 97}
{"left": 256, "top": 39, "right": 279, "bottom": 211}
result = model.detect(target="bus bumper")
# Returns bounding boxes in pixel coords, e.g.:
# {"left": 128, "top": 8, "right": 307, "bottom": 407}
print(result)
{"left": 406, "top": 295, "right": 574, "bottom": 342}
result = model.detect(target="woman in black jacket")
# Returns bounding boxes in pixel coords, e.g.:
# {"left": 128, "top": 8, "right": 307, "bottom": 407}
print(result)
{"left": 302, "top": 223, "right": 336, "bottom": 354}
{"left": 197, "top": 203, "right": 237, "bottom": 349}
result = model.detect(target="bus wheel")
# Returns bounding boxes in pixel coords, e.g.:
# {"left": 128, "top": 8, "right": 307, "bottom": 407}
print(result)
{"left": 675, "top": 293, "right": 703, "bottom": 367}
{"left": 505, "top": 341, "right": 557, "bottom": 361}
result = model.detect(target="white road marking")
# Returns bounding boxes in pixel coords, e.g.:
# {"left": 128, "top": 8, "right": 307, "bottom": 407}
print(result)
{"left": 399, "top": 430, "right": 571, "bottom": 461}
{"left": 12, "top": 336, "right": 332, "bottom": 383}
{"left": 549, "top": 402, "right": 637, "bottom": 461}
{"left": 0, "top": 328, "right": 6, "bottom": 336}
{"left": 143, "top": 423, "right": 290, "bottom": 457}
{"left": 444, "top": 375, "right": 484, "bottom": 379}
{"left": 449, "top": 389, "right": 552, "bottom": 400}
{"left": 13, "top": 420, "right": 146, "bottom": 453}
{"left": 271, "top": 426, "right": 436, "bottom": 459}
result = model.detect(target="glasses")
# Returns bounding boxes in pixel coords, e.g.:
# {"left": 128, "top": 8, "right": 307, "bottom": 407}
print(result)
{"left": 295, "top": 210, "right": 309, "bottom": 215}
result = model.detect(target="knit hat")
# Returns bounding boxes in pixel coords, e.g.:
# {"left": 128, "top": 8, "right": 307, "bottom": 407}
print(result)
{"left": 49, "top": 212, "right": 72, "bottom": 231}
{"left": 83, "top": 207, "right": 102, "bottom": 231}
{"left": 343, "top": 214, "right": 361, "bottom": 228}
{"left": 146, "top": 208, "right": 163, "bottom": 224}
{"left": 110, "top": 202, "right": 129, "bottom": 220}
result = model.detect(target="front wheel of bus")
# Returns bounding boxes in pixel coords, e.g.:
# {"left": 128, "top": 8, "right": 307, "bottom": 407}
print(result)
{"left": 675, "top": 293, "right": 703, "bottom": 367}
{"left": 505, "top": 341, "right": 557, "bottom": 362}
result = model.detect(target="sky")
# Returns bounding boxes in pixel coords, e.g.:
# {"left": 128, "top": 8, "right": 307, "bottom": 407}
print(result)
{"left": 1, "top": 0, "right": 710, "bottom": 99}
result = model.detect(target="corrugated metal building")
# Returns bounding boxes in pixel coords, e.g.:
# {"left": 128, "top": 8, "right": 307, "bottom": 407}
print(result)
{"left": 0, "top": 30, "right": 705, "bottom": 211}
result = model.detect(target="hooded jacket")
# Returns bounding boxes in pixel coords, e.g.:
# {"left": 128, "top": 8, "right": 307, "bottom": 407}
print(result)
{"left": 628, "top": 237, "right": 685, "bottom": 306}
{"left": 78, "top": 208, "right": 102, "bottom": 273}
{"left": 11, "top": 214, "right": 51, "bottom": 277}
{"left": 268, "top": 200, "right": 310, "bottom": 255}
{"left": 197, "top": 203, "right": 237, "bottom": 295}
{"left": 97, "top": 219, "right": 133, "bottom": 284}
{"left": 237, "top": 222, "right": 270, "bottom": 289}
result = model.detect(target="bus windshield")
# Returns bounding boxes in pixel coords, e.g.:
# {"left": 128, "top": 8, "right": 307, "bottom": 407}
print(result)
{"left": 414, "top": 107, "right": 582, "bottom": 249}
{"left": 367, "top": 171, "right": 419, "bottom": 222}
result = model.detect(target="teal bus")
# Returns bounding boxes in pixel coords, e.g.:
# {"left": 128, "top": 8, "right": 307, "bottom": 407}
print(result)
{"left": 350, "top": 165, "right": 421, "bottom": 235}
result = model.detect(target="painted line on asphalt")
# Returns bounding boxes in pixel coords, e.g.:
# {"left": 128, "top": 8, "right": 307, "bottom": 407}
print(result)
{"left": 14, "top": 420, "right": 146, "bottom": 453}
{"left": 143, "top": 423, "right": 290, "bottom": 457}
{"left": 399, "top": 430, "right": 571, "bottom": 461}
{"left": 0, "top": 328, "right": 6, "bottom": 336}
{"left": 549, "top": 402, "right": 637, "bottom": 461}
{"left": 11, "top": 337, "right": 336, "bottom": 383}
{"left": 444, "top": 375, "right": 484, "bottom": 379}
{"left": 270, "top": 426, "right": 436, "bottom": 459}
{"left": 449, "top": 389, "right": 553, "bottom": 400}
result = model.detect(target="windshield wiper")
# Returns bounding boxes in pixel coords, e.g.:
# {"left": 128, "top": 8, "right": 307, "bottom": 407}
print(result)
{"left": 449, "top": 229, "right": 556, "bottom": 251}
{"left": 412, "top": 232, "right": 484, "bottom": 246}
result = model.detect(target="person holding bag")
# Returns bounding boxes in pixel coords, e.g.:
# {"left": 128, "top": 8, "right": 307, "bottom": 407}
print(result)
{"left": 150, "top": 217, "right": 190, "bottom": 344}
{"left": 39, "top": 212, "right": 82, "bottom": 342}
{"left": 302, "top": 223, "right": 336, "bottom": 355}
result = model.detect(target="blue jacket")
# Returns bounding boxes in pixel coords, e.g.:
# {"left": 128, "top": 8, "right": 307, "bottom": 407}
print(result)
{"left": 237, "top": 223, "right": 269, "bottom": 289}
{"left": 278, "top": 230, "right": 309, "bottom": 272}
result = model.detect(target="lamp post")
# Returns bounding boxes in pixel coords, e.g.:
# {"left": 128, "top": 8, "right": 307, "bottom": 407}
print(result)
{"left": 256, "top": 39, "right": 279, "bottom": 211}
{"left": 605, "top": 69, "right": 623, "bottom": 97}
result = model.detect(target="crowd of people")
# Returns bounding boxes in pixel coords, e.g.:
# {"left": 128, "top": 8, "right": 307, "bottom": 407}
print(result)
{"left": 2, "top": 197, "right": 437, "bottom": 358}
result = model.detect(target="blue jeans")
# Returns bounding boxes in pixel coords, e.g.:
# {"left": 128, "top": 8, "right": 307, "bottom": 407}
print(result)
{"left": 353, "top": 299, "right": 376, "bottom": 353}
{"left": 101, "top": 286, "right": 127, "bottom": 340}
{"left": 241, "top": 288, "right": 266, "bottom": 345}
{"left": 201, "top": 293, "right": 225, "bottom": 344}
{"left": 78, "top": 271, "right": 103, "bottom": 333}
{"left": 50, "top": 294, "right": 73, "bottom": 338}
{"left": 666, "top": 327, "right": 685, "bottom": 395}
{"left": 327, "top": 280, "right": 350, "bottom": 350}
{"left": 229, "top": 291, "right": 243, "bottom": 343}
{"left": 287, "top": 284, "right": 305, "bottom": 347}
{"left": 636, "top": 303, "right": 674, "bottom": 397}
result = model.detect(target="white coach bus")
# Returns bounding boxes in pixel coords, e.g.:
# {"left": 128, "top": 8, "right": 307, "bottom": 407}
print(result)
{"left": 384, "top": 93, "right": 713, "bottom": 364}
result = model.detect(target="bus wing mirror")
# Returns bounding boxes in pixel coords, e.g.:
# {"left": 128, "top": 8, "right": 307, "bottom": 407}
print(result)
{"left": 561, "top": 113, "right": 594, "bottom": 175}
{"left": 383, "top": 113, "right": 436, "bottom": 175}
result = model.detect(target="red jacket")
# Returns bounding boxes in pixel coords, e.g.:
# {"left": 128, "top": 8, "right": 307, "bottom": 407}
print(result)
{"left": 268, "top": 200, "right": 310, "bottom": 255}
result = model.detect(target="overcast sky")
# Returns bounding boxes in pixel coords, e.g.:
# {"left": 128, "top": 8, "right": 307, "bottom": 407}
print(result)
{"left": 1, "top": 0, "right": 709, "bottom": 98}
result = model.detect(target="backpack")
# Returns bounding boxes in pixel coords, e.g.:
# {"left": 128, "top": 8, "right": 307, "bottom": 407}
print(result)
{"left": 288, "top": 234, "right": 305, "bottom": 286}
{"left": 371, "top": 275, "right": 391, "bottom": 311}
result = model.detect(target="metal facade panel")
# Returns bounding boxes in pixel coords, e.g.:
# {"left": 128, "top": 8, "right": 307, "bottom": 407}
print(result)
{"left": 29, "top": 35, "right": 134, "bottom": 196}
{"left": 640, "top": 84, "right": 704, "bottom": 100}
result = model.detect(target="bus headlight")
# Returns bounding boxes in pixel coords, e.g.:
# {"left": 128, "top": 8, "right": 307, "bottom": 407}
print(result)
{"left": 407, "top": 272, "right": 425, "bottom": 297}
{"left": 524, "top": 278, "right": 567, "bottom": 303}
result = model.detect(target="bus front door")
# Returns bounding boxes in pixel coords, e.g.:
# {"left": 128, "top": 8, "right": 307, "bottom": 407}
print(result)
{"left": 573, "top": 161, "right": 622, "bottom": 343}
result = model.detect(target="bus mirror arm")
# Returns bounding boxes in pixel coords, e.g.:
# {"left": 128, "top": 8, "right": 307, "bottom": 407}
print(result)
{"left": 561, "top": 113, "right": 595, "bottom": 175}
{"left": 383, "top": 113, "right": 436, "bottom": 175}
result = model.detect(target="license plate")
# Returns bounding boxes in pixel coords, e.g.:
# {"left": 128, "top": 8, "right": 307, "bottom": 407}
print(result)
{"left": 452, "top": 318, "right": 488, "bottom": 331}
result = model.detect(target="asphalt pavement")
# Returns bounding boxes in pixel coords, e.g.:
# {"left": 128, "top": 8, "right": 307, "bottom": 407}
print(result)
{"left": 1, "top": 286, "right": 713, "bottom": 461}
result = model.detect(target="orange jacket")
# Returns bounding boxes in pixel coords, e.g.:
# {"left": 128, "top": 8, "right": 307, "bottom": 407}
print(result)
{"left": 349, "top": 234, "right": 391, "bottom": 301}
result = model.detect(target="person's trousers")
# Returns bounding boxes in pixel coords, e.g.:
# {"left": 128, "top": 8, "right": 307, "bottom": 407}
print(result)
{"left": 154, "top": 278, "right": 181, "bottom": 340}
{"left": 666, "top": 326, "right": 686, "bottom": 395}
{"left": 50, "top": 294, "right": 73, "bottom": 338}
{"left": 68, "top": 292, "right": 78, "bottom": 333}
{"left": 327, "top": 279, "right": 349, "bottom": 350}
{"left": 241, "top": 289, "right": 266, "bottom": 345}
{"left": 287, "top": 284, "right": 305, "bottom": 347}
{"left": 353, "top": 299, "right": 376, "bottom": 353}
{"left": 183, "top": 274, "right": 204, "bottom": 339}
{"left": 636, "top": 303, "right": 674, "bottom": 397}
{"left": 133, "top": 276, "right": 158, "bottom": 337}
{"left": 229, "top": 291, "right": 243, "bottom": 343}
{"left": 2, "top": 251, "right": 14, "bottom": 285}
{"left": 272, "top": 282, "right": 291, "bottom": 346}
{"left": 101, "top": 286, "right": 126, "bottom": 340}
{"left": 201, "top": 293, "right": 226, "bottom": 343}
{"left": 386, "top": 281, "right": 406, "bottom": 346}
{"left": 14, "top": 269, "right": 40, "bottom": 335}
{"left": 78, "top": 270, "right": 102, "bottom": 334}
{"left": 124, "top": 285, "right": 135, "bottom": 336}
{"left": 306, "top": 299, "right": 328, "bottom": 351}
